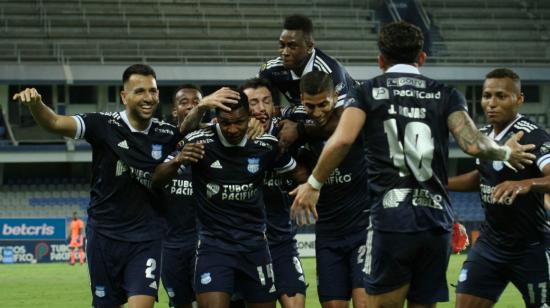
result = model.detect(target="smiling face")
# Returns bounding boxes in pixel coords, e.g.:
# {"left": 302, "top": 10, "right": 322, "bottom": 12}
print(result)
{"left": 173, "top": 88, "right": 202, "bottom": 123}
{"left": 243, "top": 86, "right": 274, "bottom": 130}
{"left": 120, "top": 74, "right": 159, "bottom": 126}
{"left": 301, "top": 90, "right": 336, "bottom": 127}
{"left": 481, "top": 77, "right": 523, "bottom": 132}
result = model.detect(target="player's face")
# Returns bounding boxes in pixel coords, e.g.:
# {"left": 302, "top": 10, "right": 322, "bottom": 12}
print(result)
{"left": 244, "top": 86, "right": 274, "bottom": 130}
{"left": 121, "top": 74, "right": 159, "bottom": 123}
{"left": 301, "top": 90, "right": 336, "bottom": 127}
{"left": 173, "top": 88, "right": 202, "bottom": 123}
{"left": 279, "top": 30, "right": 311, "bottom": 70}
{"left": 481, "top": 78, "right": 524, "bottom": 127}
{"left": 217, "top": 107, "right": 249, "bottom": 145}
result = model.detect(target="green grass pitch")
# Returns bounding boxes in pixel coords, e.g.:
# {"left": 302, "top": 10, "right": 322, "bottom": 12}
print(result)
{"left": 0, "top": 254, "right": 522, "bottom": 307}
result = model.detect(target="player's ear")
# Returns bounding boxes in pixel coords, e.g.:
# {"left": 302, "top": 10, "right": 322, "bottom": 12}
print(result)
{"left": 120, "top": 90, "right": 128, "bottom": 106}
{"left": 377, "top": 54, "right": 386, "bottom": 71}
{"left": 417, "top": 51, "right": 427, "bottom": 67}
{"left": 172, "top": 107, "right": 177, "bottom": 119}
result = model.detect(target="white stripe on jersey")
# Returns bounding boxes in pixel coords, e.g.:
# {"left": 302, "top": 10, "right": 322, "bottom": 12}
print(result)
{"left": 537, "top": 153, "right": 550, "bottom": 172}
{"left": 255, "top": 134, "right": 278, "bottom": 143}
{"left": 274, "top": 158, "right": 296, "bottom": 174}
{"left": 314, "top": 57, "right": 333, "bottom": 74}
{"left": 185, "top": 129, "right": 214, "bottom": 141}
{"left": 514, "top": 121, "right": 536, "bottom": 133}
{"left": 363, "top": 224, "right": 374, "bottom": 275}
{"left": 267, "top": 58, "right": 282, "bottom": 64}
{"left": 336, "top": 94, "right": 347, "bottom": 108}
{"left": 72, "top": 115, "right": 85, "bottom": 139}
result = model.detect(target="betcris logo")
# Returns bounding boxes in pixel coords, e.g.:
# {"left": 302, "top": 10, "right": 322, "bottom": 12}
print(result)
{"left": 0, "top": 219, "right": 66, "bottom": 240}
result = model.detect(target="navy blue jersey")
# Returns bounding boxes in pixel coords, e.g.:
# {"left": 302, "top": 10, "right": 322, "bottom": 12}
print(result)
{"left": 346, "top": 65, "right": 468, "bottom": 232}
{"left": 303, "top": 132, "right": 369, "bottom": 238}
{"left": 264, "top": 118, "right": 296, "bottom": 244}
{"left": 73, "top": 111, "right": 181, "bottom": 242}
{"left": 259, "top": 48, "right": 356, "bottom": 120}
{"left": 161, "top": 153, "right": 197, "bottom": 248}
{"left": 476, "top": 116, "right": 550, "bottom": 252}
{"left": 183, "top": 124, "right": 296, "bottom": 252}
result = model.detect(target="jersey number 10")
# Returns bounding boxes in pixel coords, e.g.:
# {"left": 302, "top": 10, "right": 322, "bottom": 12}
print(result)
{"left": 383, "top": 119, "right": 434, "bottom": 182}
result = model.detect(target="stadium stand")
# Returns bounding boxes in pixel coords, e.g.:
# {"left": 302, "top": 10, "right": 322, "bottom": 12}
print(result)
{"left": 448, "top": 192, "right": 484, "bottom": 222}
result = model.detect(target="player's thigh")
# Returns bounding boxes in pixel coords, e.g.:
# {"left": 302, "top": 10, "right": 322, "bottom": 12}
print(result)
{"left": 161, "top": 246, "right": 195, "bottom": 307}
{"left": 351, "top": 287, "right": 368, "bottom": 308}
{"left": 127, "top": 294, "right": 155, "bottom": 308}
{"left": 279, "top": 293, "right": 306, "bottom": 308}
{"left": 238, "top": 243, "right": 277, "bottom": 304}
{"left": 408, "top": 229, "right": 451, "bottom": 305}
{"left": 123, "top": 239, "right": 162, "bottom": 299}
{"left": 316, "top": 239, "right": 351, "bottom": 302}
{"left": 510, "top": 244, "right": 550, "bottom": 307}
{"left": 455, "top": 245, "right": 507, "bottom": 305}
{"left": 366, "top": 283, "right": 409, "bottom": 308}
{"left": 269, "top": 240, "right": 307, "bottom": 299}
{"left": 197, "top": 291, "right": 231, "bottom": 308}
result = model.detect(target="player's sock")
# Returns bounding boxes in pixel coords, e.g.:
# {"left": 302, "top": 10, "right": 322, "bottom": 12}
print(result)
{"left": 70, "top": 250, "right": 75, "bottom": 265}
{"left": 78, "top": 249, "right": 85, "bottom": 264}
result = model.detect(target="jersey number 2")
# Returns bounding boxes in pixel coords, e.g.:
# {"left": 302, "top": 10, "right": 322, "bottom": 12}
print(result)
{"left": 383, "top": 119, "right": 434, "bottom": 182}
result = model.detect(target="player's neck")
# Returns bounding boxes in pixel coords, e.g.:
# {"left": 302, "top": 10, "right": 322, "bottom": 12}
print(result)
{"left": 292, "top": 53, "right": 313, "bottom": 77}
{"left": 124, "top": 111, "right": 151, "bottom": 132}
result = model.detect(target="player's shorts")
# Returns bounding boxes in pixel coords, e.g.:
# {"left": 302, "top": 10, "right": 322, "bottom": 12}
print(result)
{"left": 316, "top": 230, "right": 367, "bottom": 302}
{"left": 161, "top": 244, "right": 196, "bottom": 307}
{"left": 456, "top": 238, "right": 550, "bottom": 307}
{"left": 194, "top": 239, "right": 278, "bottom": 303}
{"left": 269, "top": 239, "right": 307, "bottom": 297}
{"left": 363, "top": 226, "right": 451, "bottom": 304}
{"left": 86, "top": 227, "right": 161, "bottom": 307}
{"left": 69, "top": 236, "right": 83, "bottom": 248}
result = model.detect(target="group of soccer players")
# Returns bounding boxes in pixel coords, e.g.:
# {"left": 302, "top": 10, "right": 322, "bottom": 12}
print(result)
{"left": 12, "top": 13, "right": 549, "bottom": 308}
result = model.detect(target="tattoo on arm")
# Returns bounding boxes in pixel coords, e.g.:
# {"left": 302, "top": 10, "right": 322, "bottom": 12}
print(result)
{"left": 447, "top": 111, "right": 506, "bottom": 160}
{"left": 180, "top": 106, "right": 205, "bottom": 135}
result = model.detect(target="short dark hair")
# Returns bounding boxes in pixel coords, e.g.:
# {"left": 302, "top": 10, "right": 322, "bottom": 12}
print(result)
{"left": 122, "top": 64, "right": 157, "bottom": 84}
{"left": 215, "top": 89, "right": 250, "bottom": 117}
{"left": 172, "top": 84, "right": 202, "bottom": 104}
{"left": 300, "top": 71, "right": 334, "bottom": 96}
{"left": 240, "top": 78, "right": 273, "bottom": 95}
{"left": 284, "top": 14, "right": 314, "bottom": 44}
{"left": 378, "top": 21, "right": 424, "bottom": 66}
{"left": 485, "top": 68, "right": 521, "bottom": 92}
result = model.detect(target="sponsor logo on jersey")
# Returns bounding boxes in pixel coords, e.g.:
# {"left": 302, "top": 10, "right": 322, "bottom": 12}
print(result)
{"left": 387, "top": 77, "right": 426, "bottom": 88}
{"left": 206, "top": 183, "right": 220, "bottom": 199}
{"left": 392, "top": 89, "right": 441, "bottom": 99}
{"left": 210, "top": 160, "right": 223, "bottom": 169}
{"left": 154, "top": 127, "right": 174, "bottom": 135}
{"left": 372, "top": 87, "right": 390, "bottom": 100}
{"left": 117, "top": 140, "right": 129, "bottom": 150}
{"left": 540, "top": 142, "right": 550, "bottom": 155}
{"left": 151, "top": 144, "right": 163, "bottom": 160}
{"left": 247, "top": 158, "right": 260, "bottom": 174}
{"left": 201, "top": 273, "right": 212, "bottom": 285}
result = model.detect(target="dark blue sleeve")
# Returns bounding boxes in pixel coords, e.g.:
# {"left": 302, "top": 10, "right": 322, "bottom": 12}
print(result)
{"left": 445, "top": 88, "right": 468, "bottom": 117}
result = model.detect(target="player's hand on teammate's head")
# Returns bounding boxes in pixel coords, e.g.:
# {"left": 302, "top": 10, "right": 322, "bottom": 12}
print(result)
{"left": 504, "top": 131, "right": 536, "bottom": 171}
{"left": 200, "top": 87, "right": 240, "bottom": 112}
{"left": 12, "top": 88, "right": 42, "bottom": 107}
{"left": 277, "top": 119, "right": 299, "bottom": 154}
{"left": 247, "top": 117, "right": 265, "bottom": 139}
{"left": 289, "top": 183, "right": 319, "bottom": 226}
{"left": 491, "top": 179, "right": 531, "bottom": 204}
{"left": 176, "top": 143, "right": 205, "bottom": 165}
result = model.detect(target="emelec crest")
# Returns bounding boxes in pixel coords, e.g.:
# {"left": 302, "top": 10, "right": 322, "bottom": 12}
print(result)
{"left": 247, "top": 158, "right": 260, "bottom": 174}
{"left": 151, "top": 144, "right": 163, "bottom": 160}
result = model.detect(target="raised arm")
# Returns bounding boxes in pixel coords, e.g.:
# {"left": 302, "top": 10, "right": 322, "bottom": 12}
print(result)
{"left": 13, "top": 88, "right": 77, "bottom": 138}
{"left": 447, "top": 110, "right": 536, "bottom": 169}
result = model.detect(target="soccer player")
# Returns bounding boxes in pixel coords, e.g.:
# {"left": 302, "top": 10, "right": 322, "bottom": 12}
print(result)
{"left": 290, "top": 22, "right": 536, "bottom": 308}
{"left": 258, "top": 14, "right": 356, "bottom": 121}
{"left": 68, "top": 211, "right": 85, "bottom": 265}
{"left": 160, "top": 84, "right": 203, "bottom": 308}
{"left": 448, "top": 68, "right": 550, "bottom": 308}
{"left": 242, "top": 78, "right": 307, "bottom": 308}
{"left": 296, "top": 71, "right": 368, "bottom": 308}
{"left": 152, "top": 93, "right": 297, "bottom": 308}
{"left": 13, "top": 64, "right": 181, "bottom": 308}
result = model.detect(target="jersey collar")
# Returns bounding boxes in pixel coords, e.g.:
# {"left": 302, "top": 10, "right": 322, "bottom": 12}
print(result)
{"left": 290, "top": 48, "right": 316, "bottom": 80}
{"left": 386, "top": 64, "right": 421, "bottom": 75}
{"left": 120, "top": 111, "right": 152, "bottom": 134}
{"left": 215, "top": 123, "right": 248, "bottom": 147}
{"left": 488, "top": 114, "right": 523, "bottom": 141}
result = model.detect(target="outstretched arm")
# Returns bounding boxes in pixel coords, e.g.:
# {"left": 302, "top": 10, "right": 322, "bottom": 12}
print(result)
{"left": 13, "top": 88, "right": 77, "bottom": 138}
{"left": 448, "top": 170, "right": 480, "bottom": 192}
{"left": 447, "top": 110, "right": 536, "bottom": 169}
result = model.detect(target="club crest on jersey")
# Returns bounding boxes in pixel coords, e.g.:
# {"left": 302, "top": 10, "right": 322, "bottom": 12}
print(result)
{"left": 492, "top": 160, "right": 504, "bottom": 171}
{"left": 247, "top": 158, "right": 260, "bottom": 174}
{"left": 151, "top": 144, "right": 163, "bottom": 160}
{"left": 95, "top": 286, "right": 106, "bottom": 298}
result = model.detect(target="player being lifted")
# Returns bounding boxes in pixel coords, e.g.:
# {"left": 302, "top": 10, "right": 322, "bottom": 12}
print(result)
{"left": 13, "top": 64, "right": 182, "bottom": 308}
{"left": 448, "top": 68, "right": 550, "bottom": 308}
{"left": 290, "top": 22, "right": 536, "bottom": 308}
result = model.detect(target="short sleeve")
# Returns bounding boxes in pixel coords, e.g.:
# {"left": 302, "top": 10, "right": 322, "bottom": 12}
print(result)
{"left": 344, "top": 83, "right": 370, "bottom": 114}
{"left": 72, "top": 113, "right": 107, "bottom": 143}
{"left": 445, "top": 89, "right": 468, "bottom": 118}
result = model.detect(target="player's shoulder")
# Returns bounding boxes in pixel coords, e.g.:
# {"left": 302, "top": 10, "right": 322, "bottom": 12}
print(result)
{"left": 151, "top": 118, "right": 178, "bottom": 136}
{"left": 479, "top": 124, "right": 492, "bottom": 135}
{"left": 513, "top": 117, "right": 544, "bottom": 134}
{"left": 260, "top": 56, "right": 285, "bottom": 74}
{"left": 184, "top": 125, "right": 216, "bottom": 143}
{"left": 251, "top": 133, "right": 278, "bottom": 149}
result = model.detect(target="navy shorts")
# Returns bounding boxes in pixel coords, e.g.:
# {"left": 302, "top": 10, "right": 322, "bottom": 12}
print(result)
{"left": 316, "top": 231, "right": 367, "bottom": 302}
{"left": 194, "top": 240, "right": 278, "bottom": 303}
{"left": 269, "top": 239, "right": 307, "bottom": 297}
{"left": 161, "top": 244, "right": 196, "bottom": 307}
{"left": 363, "top": 226, "right": 451, "bottom": 304}
{"left": 86, "top": 227, "right": 161, "bottom": 307}
{"left": 456, "top": 239, "right": 550, "bottom": 307}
